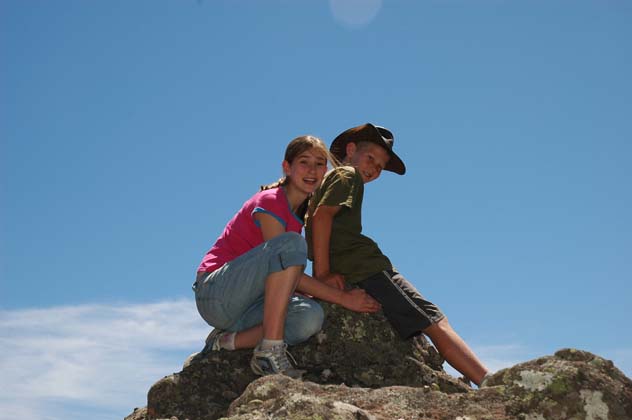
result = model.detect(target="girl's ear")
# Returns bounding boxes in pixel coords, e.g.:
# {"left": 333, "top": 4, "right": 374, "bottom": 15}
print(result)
{"left": 282, "top": 160, "right": 291, "bottom": 176}
{"left": 345, "top": 142, "right": 357, "bottom": 160}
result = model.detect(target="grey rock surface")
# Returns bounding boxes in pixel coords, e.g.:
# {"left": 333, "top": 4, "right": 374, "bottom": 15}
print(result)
{"left": 222, "top": 349, "right": 632, "bottom": 420}
{"left": 125, "top": 303, "right": 632, "bottom": 420}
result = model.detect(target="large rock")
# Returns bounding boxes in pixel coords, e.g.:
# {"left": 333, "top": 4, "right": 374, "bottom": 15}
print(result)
{"left": 137, "top": 302, "right": 464, "bottom": 420}
{"left": 484, "top": 348, "right": 632, "bottom": 419}
{"left": 126, "top": 303, "right": 632, "bottom": 420}
{"left": 223, "top": 349, "right": 632, "bottom": 420}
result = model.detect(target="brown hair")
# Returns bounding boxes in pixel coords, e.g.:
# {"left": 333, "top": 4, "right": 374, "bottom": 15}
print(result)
{"left": 261, "top": 135, "right": 337, "bottom": 220}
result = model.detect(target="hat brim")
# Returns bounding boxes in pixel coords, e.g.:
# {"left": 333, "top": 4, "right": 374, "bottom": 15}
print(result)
{"left": 330, "top": 123, "right": 406, "bottom": 175}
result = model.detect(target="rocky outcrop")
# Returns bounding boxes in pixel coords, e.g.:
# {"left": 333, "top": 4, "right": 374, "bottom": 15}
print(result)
{"left": 125, "top": 303, "right": 632, "bottom": 420}
{"left": 224, "top": 349, "right": 632, "bottom": 419}
{"left": 137, "top": 302, "right": 465, "bottom": 420}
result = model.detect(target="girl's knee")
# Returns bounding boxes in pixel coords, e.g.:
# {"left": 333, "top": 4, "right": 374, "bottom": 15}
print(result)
{"left": 271, "top": 232, "right": 307, "bottom": 270}
{"left": 303, "top": 302, "right": 325, "bottom": 334}
{"left": 279, "top": 231, "right": 307, "bottom": 254}
{"left": 285, "top": 300, "right": 324, "bottom": 345}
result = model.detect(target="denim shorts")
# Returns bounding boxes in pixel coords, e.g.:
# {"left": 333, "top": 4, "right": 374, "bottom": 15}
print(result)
{"left": 193, "top": 232, "right": 324, "bottom": 345}
{"left": 358, "top": 269, "right": 445, "bottom": 339}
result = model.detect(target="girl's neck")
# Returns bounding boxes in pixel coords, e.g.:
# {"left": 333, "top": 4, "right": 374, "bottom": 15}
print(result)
{"left": 282, "top": 184, "right": 308, "bottom": 212}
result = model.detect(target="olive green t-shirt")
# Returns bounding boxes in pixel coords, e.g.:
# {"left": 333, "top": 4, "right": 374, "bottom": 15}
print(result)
{"left": 305, "top": 166, "right": 392, "bottom": 283}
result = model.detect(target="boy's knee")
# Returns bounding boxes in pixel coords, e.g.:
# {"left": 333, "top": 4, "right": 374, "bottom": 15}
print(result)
{"left": 423, "top": 316, "right": 452, "bottom": 338}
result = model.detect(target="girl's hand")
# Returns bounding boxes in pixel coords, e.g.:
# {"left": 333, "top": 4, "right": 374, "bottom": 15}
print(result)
{"left": 341, "top": 288, "right": 381, "bottom": 313}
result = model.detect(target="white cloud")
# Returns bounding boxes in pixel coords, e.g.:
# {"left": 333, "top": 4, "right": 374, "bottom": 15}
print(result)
{"left": 442, "top": 343, "right": 536, "bottom": 380}
{"left": 475, "top": 343, "right": 537, "bottom": 373}
{"left": 0, "top": 299, "right": 209, "bottom": 420}
{"left": 329, "top": 0, "right": 382, "bottom": 28}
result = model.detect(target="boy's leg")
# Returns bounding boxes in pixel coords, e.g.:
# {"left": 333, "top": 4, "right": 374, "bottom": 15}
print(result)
{"left": 423, "top": 318, "right": 488, "bottom": 386}
{"left": 357, "top": 270, "right": 444, "bottom": 339}
{"left": 358, "top": 269, "right": 488, "bottom": 385}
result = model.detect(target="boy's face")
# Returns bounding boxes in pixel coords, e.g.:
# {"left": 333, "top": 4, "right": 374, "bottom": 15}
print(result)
{"left": 345, "top": 142, "right": 391, "bottom": 183}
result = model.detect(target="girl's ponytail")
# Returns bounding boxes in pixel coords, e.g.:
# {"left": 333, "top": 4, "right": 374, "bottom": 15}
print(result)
{"left": 260, "top": 177, "right": 289, "bottom": 191}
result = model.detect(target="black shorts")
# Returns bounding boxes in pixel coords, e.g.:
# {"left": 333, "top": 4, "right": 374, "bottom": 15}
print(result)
{"left": 358, "top": 270, "right": 445, "bottom": 339}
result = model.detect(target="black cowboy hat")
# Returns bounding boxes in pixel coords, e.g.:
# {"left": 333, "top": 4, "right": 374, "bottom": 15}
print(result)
{"left": 329, "top": 123, "right": 406, "bottom": 175}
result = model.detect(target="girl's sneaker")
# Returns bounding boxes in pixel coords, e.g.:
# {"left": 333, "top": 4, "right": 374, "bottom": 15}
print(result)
{"left": 250, "top": 343, "right": 304, "bottom": 379}
{"left": 201, "top": 328, "right": 226, "bottom": 354}
{"left": 183, "top": 328, "right": 227, "bottom": 368}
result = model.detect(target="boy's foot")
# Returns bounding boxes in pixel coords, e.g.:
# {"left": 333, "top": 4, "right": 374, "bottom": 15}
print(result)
{"left": 479, "top": 372, "right": 493, "bottom": 388}
{"left": 250, "top": 343, "right": 304, "bottom": 379}
{"left": 458, "top": 376, "right": 473, "bottom": 387}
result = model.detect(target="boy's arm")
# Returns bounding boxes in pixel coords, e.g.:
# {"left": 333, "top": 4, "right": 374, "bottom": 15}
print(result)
{"left": 296, "top": 273, "right": 380, "bottom": 313}
{"left": 311, "top": 204, "right": 344, "bottom": 289}
{"left": 254, "top": 205, "right": 380, "bottom": 312}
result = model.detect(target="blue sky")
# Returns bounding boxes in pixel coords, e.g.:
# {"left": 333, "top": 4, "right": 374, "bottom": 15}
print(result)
{"left": 2, "top": 1, "right": 631, "bottom": 419}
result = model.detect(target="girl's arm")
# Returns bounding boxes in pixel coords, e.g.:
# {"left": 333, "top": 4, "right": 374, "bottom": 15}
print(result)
{"left": 254, "top": 212, "right": 286, "bottom": 241}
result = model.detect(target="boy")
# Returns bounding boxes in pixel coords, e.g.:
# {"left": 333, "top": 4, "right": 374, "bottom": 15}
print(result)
{"left": 305, "top": 123, "right": 489, "bottom": 386}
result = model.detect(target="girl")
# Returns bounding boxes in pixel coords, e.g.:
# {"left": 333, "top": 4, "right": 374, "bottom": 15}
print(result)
{"left": 193, "top": 135, "right": 380, "bottom": 378}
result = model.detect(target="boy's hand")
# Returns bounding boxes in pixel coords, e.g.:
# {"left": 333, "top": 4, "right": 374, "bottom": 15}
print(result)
{"left": 341, "top": 288, "right": 381, "bottom": 313}
{"left": 318, "top": 273, "right": 345, "bottom": 290}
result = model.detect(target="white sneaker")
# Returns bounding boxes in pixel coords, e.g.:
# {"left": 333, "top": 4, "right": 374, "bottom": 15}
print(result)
{"left": 250, "top": 342, "right": 304, "bottom": 379}
{"left": 202, "top": 328, "right": 226, "bottom": 353}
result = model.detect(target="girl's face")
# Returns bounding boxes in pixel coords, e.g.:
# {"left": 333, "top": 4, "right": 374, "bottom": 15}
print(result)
{"left": 283, "top": 147, "right": 328, "bottom": 195}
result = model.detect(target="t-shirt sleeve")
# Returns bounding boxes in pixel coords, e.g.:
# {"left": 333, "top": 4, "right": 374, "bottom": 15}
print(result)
{"left": 317, "top": 167, "right": 360, "bottom": 210}
{"left": 251, "top": 191, "right": 287, "bottom": 228}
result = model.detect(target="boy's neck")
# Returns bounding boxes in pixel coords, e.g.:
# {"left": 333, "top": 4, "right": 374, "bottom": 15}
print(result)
{"left": 343, "top": 161, "right": 369, "bottom": 184}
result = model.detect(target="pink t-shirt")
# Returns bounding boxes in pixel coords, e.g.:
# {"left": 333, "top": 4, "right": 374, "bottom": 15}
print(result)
{"left": 198, "top": 187, "right": 304, "bottom": 273}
